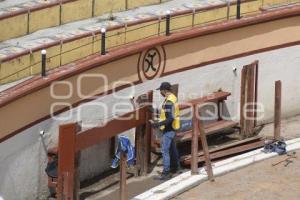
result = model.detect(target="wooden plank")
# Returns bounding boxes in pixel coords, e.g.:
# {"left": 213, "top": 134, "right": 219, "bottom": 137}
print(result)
{"left": 74, "top": 124, "right": 81, "bottom": 200}
{"left": 181, "top": 135, "right": 263, "bottom": 161}
{"left": 57, "top": 123, "right": 77, "bottom": 200}
{"left": 254, "top": 61, "right": 259, "bottom": 127}
{"left": 176, "top": 120, "right": 238, "bottom": 143}
{"left": 240, "top": 65, "right": 247, "bottom": 137}
{"left": 179, "top": 91, "right": 231, "bottom": 110}
{"left": 183, "top": 139, "right": 265, "bottom": 165}
{"left": 120, "top": 152, "right": 127, "bottom": 200}
{"left": 191, "top": 105, "right": 199, "bottom": 174}
{"left": 143, "top": 91, "right": 153, "bottom": 174}
{"left": 197, "top": 107, "right": 214, "bottom": 181}
{"left": 246, "top": 63, "right": 256, "bottom": 137}
{"left": 245, "top": 65, "right": 252, "bottom": 137}
{"left": 76, "top": 106, "right": 147, "bottom": 151}
{"left": 274, "top": 80, "right": 282, "bottom": 141}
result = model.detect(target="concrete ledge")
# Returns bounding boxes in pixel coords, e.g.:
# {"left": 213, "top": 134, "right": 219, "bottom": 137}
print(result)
{"left": 133, "top": 138, "right": 300, "bottom": 200}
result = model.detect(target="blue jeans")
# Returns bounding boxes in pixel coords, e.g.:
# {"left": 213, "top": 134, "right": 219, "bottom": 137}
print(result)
{"left": 162, "top": 131, "right": 180, "bottom": 173}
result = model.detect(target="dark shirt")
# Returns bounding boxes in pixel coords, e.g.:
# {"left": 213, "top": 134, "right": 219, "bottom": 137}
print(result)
{"left": 158, "top": 100, "right": 175, "bottom": 133}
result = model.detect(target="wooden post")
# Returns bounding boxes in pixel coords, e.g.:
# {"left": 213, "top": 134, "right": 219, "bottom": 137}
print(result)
{"left": 134, "top": 126, "right": 143, "bottom": 176}
{"left": 74, "top": 124, "right": 82, "bottom": 200}
{"left": 191, "top": 105, "right": 199, "bottom": 174}
{"left": 147, "top": 91, "right": 153, "bottom": 165}
{"left": 120, "top": 152, "right": 128, "bottom": 200}
{"left": 57, "top": 123, "right": 77, "bottom": 200}
{"left": 197, "top": 108, "right": 214, "bottom": 181}
{"left": 240, "top": 65, "right": 247, "bottom": 137}
{"left": 142, "top": 91, "right": 153, "bottom": 175}
{"left": 254, "top": 61, "right": 259, "bottom": 127}
{"left": 274, "top": 80, "right": 282, "bottom": 141}
{"left": 246, "top": 64, "right": 255, "bottom": 137}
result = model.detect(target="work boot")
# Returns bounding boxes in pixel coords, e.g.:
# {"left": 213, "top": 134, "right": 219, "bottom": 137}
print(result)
{"left": 154, "top": 172, "right": 172, "bottom": 180}
{"left": 170, "top": 166, "right": 183, "bottom": 174}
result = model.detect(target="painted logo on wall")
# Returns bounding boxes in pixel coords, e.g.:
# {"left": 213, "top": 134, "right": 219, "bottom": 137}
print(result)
{"left": 137, "top": 46, "right": 166, "bottom": 82}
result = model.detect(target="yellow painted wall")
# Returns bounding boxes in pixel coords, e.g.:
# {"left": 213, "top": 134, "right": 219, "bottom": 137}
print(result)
{"left": 61, "top": 0, "right": 93, "bottom": 24}
{"left": 106, "top": 28, "right": 126, "bottom": 49}
{"left": 61, "top": 37, "right": 94, "bottom": 65}
{"left": 170, "top": 14, "right": 193, "bottom": 31}
{"left": 125, "top": 22, "right": 159, "bottom": 43}
{"left": 127, "top": 0, "right": 160, "bottom": 9}
{"left": 241, "top": 0, "right": 262, "bottom": 15}
{"left": 263, "top": 0, "right": 290, "bottom": 5}
{"left": 29, "top": 45, "right": 61, "bottom": 75}
{"left": 29, "top": 6, "right": 60, "bottom": 33}
{"left": 94, "top": 0, "right": 126, "bottom": 16}
{"left": 0, "top": 55, "right": 30, "bottom": 84}
{"left": 0, "top": 14, "right": 28, "bottom": 42}
{"left": 194, "top": 7, "right": 227, "bottom": 25}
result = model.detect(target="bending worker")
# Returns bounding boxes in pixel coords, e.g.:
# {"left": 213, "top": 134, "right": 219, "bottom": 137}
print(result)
{"left": 151, "top": 82, "right": 181, "bottom": 180}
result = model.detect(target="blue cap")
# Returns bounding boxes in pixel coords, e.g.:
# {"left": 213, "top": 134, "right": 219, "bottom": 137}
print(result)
{"left": 157, "top": 82, "right": 172, "bottom": 91}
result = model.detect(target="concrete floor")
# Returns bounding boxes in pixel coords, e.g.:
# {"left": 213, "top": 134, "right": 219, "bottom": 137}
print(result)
{"left": 172, "top": 115, "right": 300, "bottom": 200}
{"left": 79, "top": 115, "right": 300, "bottom": 200}
{"left": 173, "top": 149, "right": 300, "bottom": 200}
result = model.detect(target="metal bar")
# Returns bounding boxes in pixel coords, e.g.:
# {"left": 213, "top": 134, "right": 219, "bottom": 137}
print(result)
{"left": 274, "top": 80, "right": 282, "bottom": 141}
{"left": 196, "top": 107, "right": 214, "bottom": 181}
{"left": 101, "top": 28, "right": 106, "bottom": 55}
{"left": 41, "top": 50, "right": 46, "bottom": 77}
{"left": 191, "top": 105, "right": 199, "bottom": 174}
{"left": 166, "top": 11, "right": 171, "bottom": 36}
{"left": 237, "top": 0, "right": 241, "bottom": 19}
{"left": 120, "top": 152, "right": 127, "bottom": 200}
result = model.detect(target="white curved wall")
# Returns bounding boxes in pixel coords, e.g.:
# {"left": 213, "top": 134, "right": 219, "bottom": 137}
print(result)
{"left": 1, "top": 44, "right": 300, "bottom": 199}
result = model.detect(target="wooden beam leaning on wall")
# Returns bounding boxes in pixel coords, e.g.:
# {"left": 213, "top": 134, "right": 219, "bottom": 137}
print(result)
{"left": 240, "top": 60, "right": 259, "bottom": 138}
{"left": 274, "top": 80, "right": 282, "bottom": 141}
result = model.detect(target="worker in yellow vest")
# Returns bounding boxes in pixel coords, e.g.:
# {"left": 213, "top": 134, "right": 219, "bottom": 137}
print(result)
{"left": 151, "top": 82, "right": 181, "bottom": 180}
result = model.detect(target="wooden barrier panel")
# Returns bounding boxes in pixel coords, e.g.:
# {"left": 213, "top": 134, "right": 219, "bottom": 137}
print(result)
{"left": 57, "top": 105, "right": 150, "bottom": 199}
{"left": 240, "top": 61, "right": 259, "bottom": 138}
{"left": 57, "top": 123, "right": 77, "bottom": 200}
{"left": 76, "top": 106, "right": 147, "bottom": 151}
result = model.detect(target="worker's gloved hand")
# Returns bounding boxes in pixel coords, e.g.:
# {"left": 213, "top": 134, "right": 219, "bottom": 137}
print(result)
{"left": 149, "top": 120, "right": 160, "bottom": 128}
{"left": 152, "top": 122, "right": 160, "bottom": 128}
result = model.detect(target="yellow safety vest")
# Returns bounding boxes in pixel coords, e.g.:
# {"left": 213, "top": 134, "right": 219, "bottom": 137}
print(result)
{"left": 159, "top": 93, "right": 180, "bottom": 131}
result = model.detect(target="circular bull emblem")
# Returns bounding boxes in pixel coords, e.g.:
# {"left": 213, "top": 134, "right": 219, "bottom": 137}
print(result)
{"left": 138, "top": 46, "right": 166, "bottom": 82}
